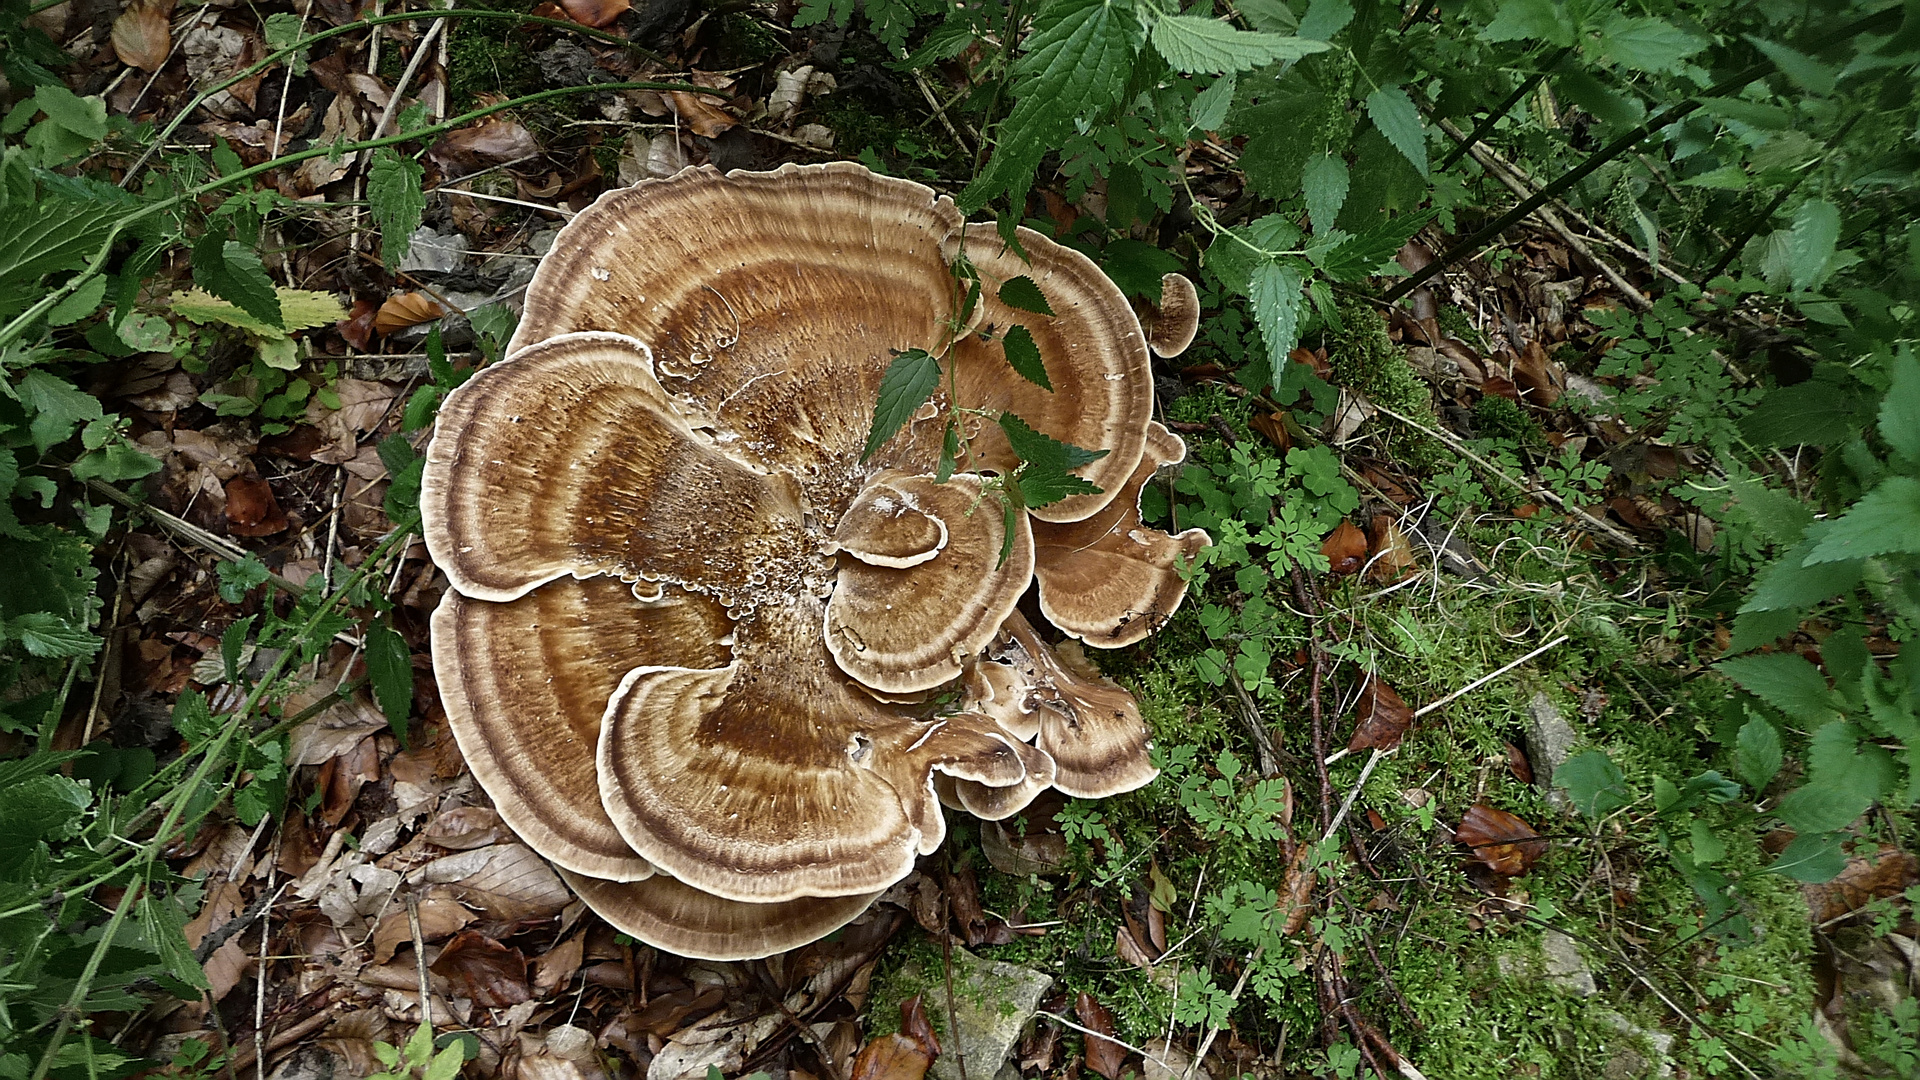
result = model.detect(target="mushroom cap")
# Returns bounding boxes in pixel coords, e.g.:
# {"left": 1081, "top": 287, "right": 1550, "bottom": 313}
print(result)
{"left": 431, "top": 577, "right": 731, "bottom": 882}
{"left": 1032, "top": 422, "right": 1211, "bottom": 648}
{"left": 558, "top": 869, "right": 881, "bottom": 961}
{"left": 828, "top": 478, "right": 950, "bottom": 568}
{"left": 825, "top": 471, "right": 1034, "bottom": 695}
{"left": 1143, "top": 273, "right": 1201, "bottom": 358}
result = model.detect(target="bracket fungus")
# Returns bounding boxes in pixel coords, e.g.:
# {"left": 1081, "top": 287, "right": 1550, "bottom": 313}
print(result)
{"left": 422, "top": 162, "right": 1210, "bottom": 960}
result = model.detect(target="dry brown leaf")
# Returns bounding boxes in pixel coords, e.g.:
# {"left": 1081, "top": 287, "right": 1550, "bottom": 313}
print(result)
{"left": 1347, "top": 675, "right": 1413, "bottom": 754}
{"left": 1456, "top": 804, "right": 1546, "bottom": 877}
{"left": 1076, "top": 993, "right": 1128, "bottom": 1080}
{"left": 1804, "top": 845, "right": 1919, "bottom": 924}
{"left": 411, "top": 844, "right": 572, "bottom": 921}
{"left": 1276, "top": 841, "right": 1315, "bottom": 937}
{"left": 1321, "top": 519, "right": 1367, "bottom": 576}
{"left": 532, "top": 930, "right": 585, "bottom": 993}
{"left": 428, "top": 119, "right": 540, "bottom": 175}
{"left": 850, "top": 997, "right": 939, "bottom": 1080}
{"left": 1365, "top": 514, "right": 1417, "bottom": 582}
{"left": 1506, "top": 741, "right": 1534, "bottom": 785}
{"left": 370, "top": 897, "right": 477, "bottom": 964}
{"left": 112, "top": 0, "right": 172, "bottom": 72}
{"left": 1248, "top": 410, "right": 1292, "bottom": 451}
{"left": 1512, "top": 340, "right": 1565, "bottom": 407}
{"left": 947, "top": 863, "right": 1012, "bottom": 947}
{"left": 373, "top": 292, "right": 445, "bottom": 337}
{"left": 430, "top": 929, "right": 531, "bottom": 1008}
{"left": 556, "top": 0, "right": 628, "bottom": 27}
{"left": 666, "top": 91, "right": 736, "bottom": 138}
{"left": 1114, "top": 924, "right": 1155, "bottom": 970}
{"left": 224, "top": 474, "right": 289, "bottom": 536}
{"left": 338, "top": 298, "right": 377, "bottom": 351}
{"left": 423, "top": 806, "right": 513, "bottom": 850}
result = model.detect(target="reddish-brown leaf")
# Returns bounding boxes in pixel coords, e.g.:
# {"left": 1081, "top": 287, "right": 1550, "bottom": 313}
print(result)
{"left": 426, "top": 119, "right": 539, "bottom": 175}
{"left": 1456, "top": 804, "right": 1547, "bottom": 877}
{"left": 224, "top": 474, "right": 289, "bottom": 536}
{"left": 1114, "top": 924, "right": 1155, "bottom": 970}
{"left": 556, "top": 0, "right": 628, "bottom": 28}
{"left": 112, "top": 0, "right": 172, "bottom": 72}
{"left": 899, "top": 995, "right": 940, "bottom": 1057}
{"left": 850, "top": 997, "right": 939, "bottom": 1080}
{"left": 666, "top": 91, "right": 736, "bottom": 138}
{"left": 1346, "top": 675, "right": 1413, "bottom": 754}
{"left": 1804, "top": 845, "right": 1919, "bottom": 924}
{"left": 373, "top": 292, "right": 445, "bottom": 337}
{"left": 1288, "top": 346, "right": 1330, "bottom": 379}
{"left": 1276, "top": 842, "right": 1315, "bottom": 937}
{"left": 1365, "top": 514, "right": 1417, "bottom": 582}
{"left": 947, "top": 863, "right": 1013, "bottom": 946}
{"left": 1075, "top": 993, "right": 1127, "bottom": 1080}
{"left": 429, "top": 929, "right": 531, "bottom": 1008}
{"left": 1506, "top": 741, "right": 1534, "bottom": 785}
{"left": 338, "top": 298, "right": 377, "bottom": 351}
{"left": 1248, "top": 410, "right": 1292, "bottom": 451}
{"left": 1512, "top": 340, "right": 1565, "bottom": 407}
{"left": 1321, "top": 520, "right": 1367, "bottom": 576}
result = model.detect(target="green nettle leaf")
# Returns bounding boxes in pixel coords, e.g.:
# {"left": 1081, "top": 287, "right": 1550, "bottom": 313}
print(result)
{"left": 1296, "top": 0, "right": 1353, "bottom": 41}
{"left": 998, "top": 275, "right": 1055, "bottom": 316}
{"left": 1718, "top": 652, "right": 1844, "bottom": 726}
{"left": 1364, "top": 87, "right": 1427, "bottom": 176}
{"left": 1592, "top": 14, "right": 1705, "bottom": 74}
{"left": 1190, "top": 72, "right": 1236, "bottom": 131}
{"left": 1747, "top": 36, "right": 1836, "bottom": 95}
{"left": 1248, "top": 261, "right": 1303, "bottom": 381}
{"left": 1741, "top": 375, "right": 1868, "bottom": 447}
{"left": 1726, "top": 606, "right": 1804, "bottom": 653}
{"left": 263, "top": 12, "right": 310, "bottom": 76}
{"left": 1479, "top": 0, "right": 1573, "bottom": 46}
{"left": 17, "top": 369, "right": 103, "bottom": 453}
{"left": 1149, "top": 14, "right": 1329, "bottom": 74}
{"left": 861, "top": 348, "right": 942, "bottom": 461}
{"left": 1776, "top": 780, "right": 1873, "bottom": 836}
{"left": 139, "top": 891, "right": 212, "bottom": 991}
{"left": 191, "top": 233, "right": 284, "bottom": 330}
{"left": 46, "top": 274, "right": 106, "bottom": 326}
{"left": 1236, "top": 0, "right": 1297, "bottom": 32}
{"left": 368, "top": 149, "right": 426, "bottom": 267}
{"left": 1803, "top": 477, "right": 1920, "bottom": 564}
{"left": 1735, "top": 714, "right": 1784, "bottom": 791}
{"left": 1002, "top": 325, "right": 1051, "bottom": 390}
{"left": 1879, "top": 351, "right": 1920, "bottom": 463}
{"left": 960, "top": 0, "right": 1143, "bottom": 214}
{"left": 1301, "top": 154, "right": 1349, "bottom": 236}
{"left": 12, "top": 612, "right": 97, "bottom": 658}
{"left": 1555, "top": 750, "right": 1630, "bottom": 818}
{"left": 364, "top": 620, "right": 414, "bottom": 744}
{"left": 1787, "top": 199, "right": 1840, "bottom": 294}
{"left": 32, "top": 84, "right": 106, "bottom": 140}
{"left": 999, "top": 412, "right": 1107, "bottom": 507}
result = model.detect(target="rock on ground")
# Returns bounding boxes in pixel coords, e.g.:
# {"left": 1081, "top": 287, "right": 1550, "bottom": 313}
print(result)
{"left": 890, "top": 948, "right": 1053, "bottom": 1080}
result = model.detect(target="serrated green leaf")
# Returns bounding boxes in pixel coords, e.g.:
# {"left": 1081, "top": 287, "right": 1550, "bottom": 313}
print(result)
{"left": 364, "top": 620, "right": 414, "bottom": 745}
{"left": 1741, "top": 374, "right": 1868, "bottom": 447}
{"left": 368, "top": 149, "right": 426, "bottom": 268}
{"left": 1557, "top": 69, "right": 1644, "bottom": 128}
{"left": 1554, "top": 750, "right": 1630, "bottom": 819}
{"left": 1301, "top": 154, "right": 1349, "bottom": 236}
{"left": 1480, "top": 0, "right": 1572, "bottom": 45}
{"left": 1002, "top": 325, "right": 1051, "bottom": 390}
{"left": 169, "top": 287, "right": 344, "bottom": 338}
{"left": 1735, "top": 714, "right": 1784, "bottom": 791}
{"left": 1682, "top": 163, "right": 1751, "bottom": 190}
{"left": 999, "top": 275, "right": 1055, "bottom": 316}
{"left": 33, "top": 84, "right": 106, "bottom": 139}
{"left": 1190, "top": 72, "right": 1236, "bottom": 131}
{"left": 1771, "top": 832, "right": 1846, "bottom": 882}
{"left": 1364, "top": 87, "right": 1426, "bottom": 176}
{"left": 1803, "top": 476, "right": 1920, "bottom": 564}
{"left": 222, "top": 614, "right": 252, "bottom": 685}
{"left": 1726, "top": 606, "right": 1803, "bottom": 653}
{"left": 936, "top": 419, "right": 959, "bottom": 484}
{"left": 18, "top": 369, "right": 102, "bottom": 453}
{"left": 1296, "top": 0, "right": 1353, "bottom": 41}
{"left": 1150, "top": 14, "right": 1329, "bottom": 74}
{"left": 1776, "top": 780, "right": 1872, "bottom": 836}
{"left": 46, "top": 275, "right": 105, "bottom": 326}
{"left": 862, "top": 349, "right": 941, "bottom": 461}
{"left": 1248, "top": 260, "right": 1303, "bottom": 382}
{"left": 1788, "top": 199, "right": 1840, "bottom": 293}
{"left": 999, "top": 411, "right": 1106, "bottom": 507}
{"left": 1696, "top": 97, "right": 1792, "bottom": 131}
{"left": 192, "top": 233, "right": 284, "bottom": 330}
{"left": 1719, "top": 652, "right": 1844, "bottom": 725}
{"left": 1747, "top": 35, "right": 1835, "bottom": 95}
{"left": 1236, "top": 0, "right": 1296, "bottom": 32}
{"left": 139, "top": 890, "right": 211, "bottom": 991}
{"left": 1878, "top": 350, "right": 1920, "bottom": 463}
{"left": 1592, "top": 13, "right": 1705, "bottom": 74}
{"left": 11, "top": 612, "right": 97, "bottom": 658}
{"left": 264, "top": 12, "right": 310, "bottom": 76}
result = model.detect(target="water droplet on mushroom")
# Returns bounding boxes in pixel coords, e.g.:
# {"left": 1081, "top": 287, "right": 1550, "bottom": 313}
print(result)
{"left": 591, "top": 267, "right": 611, "bottom": 281}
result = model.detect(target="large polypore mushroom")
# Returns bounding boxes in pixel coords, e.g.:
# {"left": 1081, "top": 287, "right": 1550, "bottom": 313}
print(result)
{"left": 422, "top": 162, "right": 1209, "bottom": 960}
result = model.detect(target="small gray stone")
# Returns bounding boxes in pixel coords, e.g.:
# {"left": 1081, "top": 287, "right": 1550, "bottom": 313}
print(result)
{"left": 398, "top": 227, "right": 469, "bottom": 274}
{"left": 1527, "top": 691, "right": 1580, "bottom": 810}
{"left": 1542, "top": 930, "right": 1596, "bottom": 997}
{"left": 892, "top": 948, "right": 1052, "bottom": 1080}
{"left": 1597, "top": 1010, "right": 1673, "bottom": 1079}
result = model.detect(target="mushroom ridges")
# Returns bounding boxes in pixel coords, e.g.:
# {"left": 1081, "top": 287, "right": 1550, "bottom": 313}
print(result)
{"left": 422, "top": 162, "right": 1209, "bottom": 960}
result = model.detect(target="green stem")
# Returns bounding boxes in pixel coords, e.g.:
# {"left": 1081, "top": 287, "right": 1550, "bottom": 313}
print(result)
{"left": 28, "top": 878, "right": 140, "bottom": 1080}
{"left": 1381, "top": 5, "right": 1903, "bottom": 305}
{"left": 0, "top": 77, "right": 706, "bottom": 351}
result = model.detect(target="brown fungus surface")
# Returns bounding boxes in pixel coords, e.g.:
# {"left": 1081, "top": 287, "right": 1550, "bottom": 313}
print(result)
{"left": 422, "top": 162, "right": 1206, "bottom": 960}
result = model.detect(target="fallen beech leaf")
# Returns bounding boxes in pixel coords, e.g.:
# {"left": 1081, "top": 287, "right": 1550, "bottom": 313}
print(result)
{"left": 1365, "top": 514, "right": 1417, "bottom": 582}
{"left": 1347, "top": 675, "right": 1413, "bottom": 754}
{"left": 1114, "top": 924, "right": 1155, "bottom": 970}
{"left": 1276, "top": 841, "right": 1315, "bottom": 937}
{"left": 557, "top": 0, "right": 628, "bottom": 28}
{"left": 224, "top": 474, "right": 289, "bottom": 536}
{"left": 338, "top": 298, "right": 377, "bottom": 351}
{"left": 947, "top": 863, "right": 1012, "bottom": 946}
{"left": 373, "top": 292, "right": 445, "bottom": 336}
{"left": 370, "top": 898, "right": 476, "bottom": 964}
{"left": 1456, "top": 804, "right": 1546, "bottom": 877}
{"left": 430, "top": 929, "right": 531, "bottom": 1008}
{"left": 1804, "top": 845, "right": 1918, "bottom": 924}
{"left": 667, "top": 90, "right": 735, "bottom": 138}
{"left": 1076, "top": 993, "right": 1128, "bottom": 1080}
{"left": 1506, "top": 741, "right": 1533, "bottom": 785}
{"left": 1321, "top": 519, "right": 1367, "bottom": 576}
{"left": 112, "top": 0, "right": 171, "bottom": 71}
{"left": 427, "top": 118, "right": 540, "bottom": 175}
{"left": 1481, "top": 370, "right": 1521, "bottom": 402}
{"left": 1248, "top": 410, "right": 1292, "bottom": 451}
{"left": 850, "top": 997, "right": 939, "bottom": 1080}
{"left": 1512, "top": 340, "right": 1564, "bottom": 407}
{"left": 1288, "top": 345, "right": 1330, "bottom": 379}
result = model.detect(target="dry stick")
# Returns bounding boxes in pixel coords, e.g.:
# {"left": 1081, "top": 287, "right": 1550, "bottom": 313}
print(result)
{"left": 1366, "top": 402, "right": 1645, "bottom": 551}
{"left": 254, "top": 864, "right": 276, "bottom": 1080}
{"left": 1035, "top": 1012, "right": 1175, "bottom": 1071}
{"left": 1435, "top": 46, "right": 1572, "bottom": 173}
{"left": 1322, "top": 635, "right": 1571, "bottom": 839}
{"left": 1384, "top": 5, "right": 1903, "bottom": 306}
